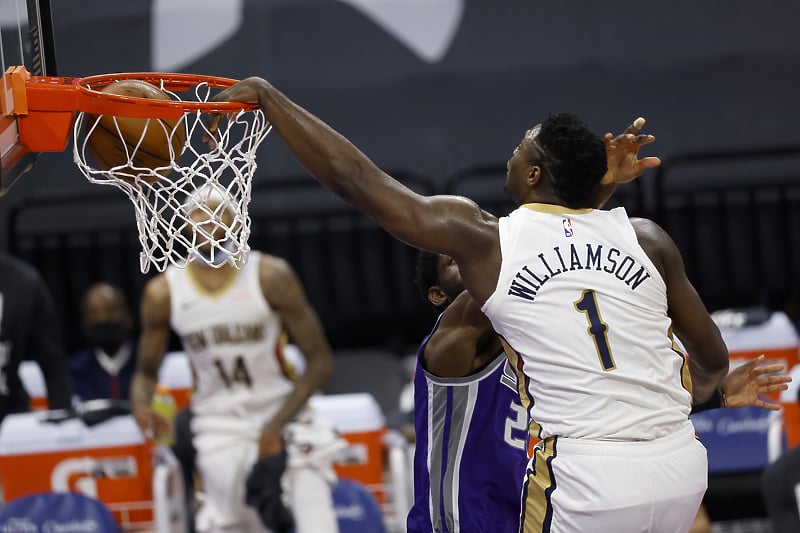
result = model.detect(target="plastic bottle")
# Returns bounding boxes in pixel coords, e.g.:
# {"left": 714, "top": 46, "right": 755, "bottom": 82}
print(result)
{"left": 151, "top": 384, "right": 176, "bottom": 447}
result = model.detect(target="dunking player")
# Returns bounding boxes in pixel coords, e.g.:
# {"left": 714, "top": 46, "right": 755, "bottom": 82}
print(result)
{"left": 406, "top": 125, "right": 651, "bottom": 532}
{"left": 211, "top": 77, "right": 740, "bottom": 531}
{"left": 413, "top": 245, "right": 790, "bottom": 533}
{"left": 130, "top": 185, "right": 344, "bottom": 533}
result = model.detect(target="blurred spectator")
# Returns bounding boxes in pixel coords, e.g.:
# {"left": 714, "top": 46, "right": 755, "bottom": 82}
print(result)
{"left": 0, "top": 251, "right": 72, "bottom": 420}
{"left": 69, "top": 282, "right": 137, "bottom": 402}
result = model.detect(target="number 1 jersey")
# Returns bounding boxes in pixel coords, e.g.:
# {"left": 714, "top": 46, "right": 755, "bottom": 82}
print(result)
{"left": 166, "top": 251, "right": 295, "bottom": 418}
{"left": 481, "top": 204, "right": 693, "bottom": 442}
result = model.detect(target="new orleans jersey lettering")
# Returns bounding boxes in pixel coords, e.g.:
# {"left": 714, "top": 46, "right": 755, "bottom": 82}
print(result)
{"left": 508, "top": 242, "right": 652, "bottom": 301}
{"left": 182, "top": 323, "right": 266, "bottom": 351}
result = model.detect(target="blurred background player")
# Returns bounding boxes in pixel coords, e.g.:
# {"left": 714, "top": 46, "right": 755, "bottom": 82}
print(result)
{"left": 0, "top": 250, "right": 72, "bottom": 421}
{"left": 130, "top": 185, "right": 344, "bottom": 533}
{"left": 69, "top": 282, "right": 138, "bottom": 402}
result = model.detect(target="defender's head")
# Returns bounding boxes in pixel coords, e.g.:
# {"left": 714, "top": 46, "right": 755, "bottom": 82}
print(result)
{"left": 414, "top": 251, "right": 464, "bottom": 310}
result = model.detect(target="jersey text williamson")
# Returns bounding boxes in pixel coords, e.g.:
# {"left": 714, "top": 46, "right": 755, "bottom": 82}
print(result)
{"left": 508, "top": 242, "right": 653, "bottom": 301}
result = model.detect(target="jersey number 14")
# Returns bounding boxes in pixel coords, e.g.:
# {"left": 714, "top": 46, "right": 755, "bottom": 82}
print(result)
{"left": 213, "top": 355, "right": 253, "bottom": 388}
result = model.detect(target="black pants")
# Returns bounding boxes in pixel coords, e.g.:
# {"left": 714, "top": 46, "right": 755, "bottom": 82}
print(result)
{"left": 172, "top": 407, "right": 197, "bottom": 533}
{"left": 762, "top": 445, "right": 800, "bottom": 532}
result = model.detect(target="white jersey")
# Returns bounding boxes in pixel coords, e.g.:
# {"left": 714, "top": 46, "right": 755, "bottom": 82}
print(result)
{"left": 166, "top": 251, "right": 295, "bottom": 418}
{"left": 482, "top": 204, "right": 692, "bottom": 441}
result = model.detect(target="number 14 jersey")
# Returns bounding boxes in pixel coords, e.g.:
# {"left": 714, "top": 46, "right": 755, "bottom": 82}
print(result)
{"left": 166, "top": 251, "right": 295, "bottom": 419}
{"left": 482, "top": 204, "right": 693, "bottom": 442}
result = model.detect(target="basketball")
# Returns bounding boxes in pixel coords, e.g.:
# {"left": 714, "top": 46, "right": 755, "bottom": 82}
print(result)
{"left": 85, "top": 80, "right": 186, "bottom": 183}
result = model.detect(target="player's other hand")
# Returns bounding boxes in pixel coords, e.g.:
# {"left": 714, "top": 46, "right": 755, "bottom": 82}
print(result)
{"left": 601, "top": 117, "right": 661, "bottom": 185}
{"left": 133, "top": 404, "right": 171, "bottom": 439}
{"left": 258, "top": 428, "right": 285, "bottom": 459}
{"left": 723, "top": 354, "right": 792, "bottom": 410}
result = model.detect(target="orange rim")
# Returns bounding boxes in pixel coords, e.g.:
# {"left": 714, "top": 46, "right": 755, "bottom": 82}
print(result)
{"left": 74, "top": 72, "right": 259, "bottom": 118}
{"left": 8, "top": 68, "right": 261, "bottom": 152}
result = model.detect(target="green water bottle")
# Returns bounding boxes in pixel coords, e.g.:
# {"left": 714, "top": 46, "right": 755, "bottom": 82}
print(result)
{"left": 151, "top": 384, "right": 176, "bottom": 447}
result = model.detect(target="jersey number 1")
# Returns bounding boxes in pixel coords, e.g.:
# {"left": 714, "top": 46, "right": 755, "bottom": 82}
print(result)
{"left": 574, "top": 289, "right": 616, "bottom": 371}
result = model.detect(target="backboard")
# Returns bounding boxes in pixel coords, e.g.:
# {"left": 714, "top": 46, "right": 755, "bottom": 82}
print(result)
{"left": 0, "top": 0, "right": 56, "bottom": 196}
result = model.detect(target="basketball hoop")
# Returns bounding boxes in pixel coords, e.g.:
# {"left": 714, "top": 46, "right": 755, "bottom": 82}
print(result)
{"left": 3, "top": 68, "right": 272, "bottom": 273}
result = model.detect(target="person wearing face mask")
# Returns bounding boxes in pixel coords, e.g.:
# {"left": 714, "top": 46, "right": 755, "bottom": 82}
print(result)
{"left": 69, "top": 282, "right": 138, "bottom": 402}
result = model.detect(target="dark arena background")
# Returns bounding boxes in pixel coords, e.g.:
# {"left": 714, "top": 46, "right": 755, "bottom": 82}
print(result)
{"left": 1, "top": 1, "right": 799, "bottom": 531}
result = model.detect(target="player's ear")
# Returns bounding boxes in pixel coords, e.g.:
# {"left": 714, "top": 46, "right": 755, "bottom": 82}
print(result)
{"left": 527, "top": 164, "right": 542, "bottom": 187}
{"left": 427, "top": 286, "right": 448, "bottom": 308}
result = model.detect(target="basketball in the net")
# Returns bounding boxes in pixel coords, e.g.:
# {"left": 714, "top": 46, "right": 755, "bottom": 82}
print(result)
{"left": 85, "top": 80, "right": 186, "bottom": 183}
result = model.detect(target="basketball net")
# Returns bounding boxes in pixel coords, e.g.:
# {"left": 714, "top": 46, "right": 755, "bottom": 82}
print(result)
{"left": 72, "top": 79, "right": 271, "bottom": 273}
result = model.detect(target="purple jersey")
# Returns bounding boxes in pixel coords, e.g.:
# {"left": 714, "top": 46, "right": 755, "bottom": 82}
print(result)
{"left": 407, "top": 317, "right": 530, "bottom": 533}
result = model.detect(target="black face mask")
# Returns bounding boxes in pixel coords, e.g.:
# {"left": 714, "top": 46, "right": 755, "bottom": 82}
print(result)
{"left": 84, "top": 321, "right": 128, "bottom": 352}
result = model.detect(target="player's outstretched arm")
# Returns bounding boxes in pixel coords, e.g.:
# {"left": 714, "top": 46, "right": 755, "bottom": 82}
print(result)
{"left": 130, "top": 275, "right": 172, "bottom": 438}
{"left": 209, "top": 78, "right": 495, "bottom": 265}
{"left": 257, "top": 255, "right": 335, "bottom": 458}
{"left": 424, "top": 290, "right": 499, "bottom": 377}
{"left": 631, "top": 218, "right": 730, "bottom": 404}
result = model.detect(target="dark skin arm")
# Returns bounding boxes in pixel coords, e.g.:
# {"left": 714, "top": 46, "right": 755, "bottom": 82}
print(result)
{"left": 424, "top": 290, "right": 502, "bottom": 377}
{"left": 631, "top": 218, "right": 729, "bottom": 403}
{"left": 210, "top": 79, "right": 657, "bottom": 304}
{"left": 130, "top": 274, "right": 172, "bottom": 437}
{"left": 257, "top": 255, "right": 334, "bottom": 458}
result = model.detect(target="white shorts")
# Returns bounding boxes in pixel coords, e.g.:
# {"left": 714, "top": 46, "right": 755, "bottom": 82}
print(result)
{"left": 191, "top": 409, "right": 347, "bottom": 533}
{"left": 521, "top": 422, "right": 707, "bottom": 533}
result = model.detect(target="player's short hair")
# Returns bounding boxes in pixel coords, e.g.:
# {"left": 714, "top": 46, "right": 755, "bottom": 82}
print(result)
{"left": 414, "top": 250, "right": 440, "bottom": 304}
{"left": 534, "top": 113, "right": 607, "bottom": 208}
{"left": 181, "top": 183, "right": 236, "bottom": 217}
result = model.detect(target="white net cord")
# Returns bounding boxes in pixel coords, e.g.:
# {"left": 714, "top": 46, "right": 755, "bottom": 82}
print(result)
{"left": 72, "top": 79, "right": 271, "bottom": 273}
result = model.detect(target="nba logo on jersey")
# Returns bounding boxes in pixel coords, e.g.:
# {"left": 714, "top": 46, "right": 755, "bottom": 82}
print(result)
{"left": 562, "top": 218, "right": 574, "bottom": 237}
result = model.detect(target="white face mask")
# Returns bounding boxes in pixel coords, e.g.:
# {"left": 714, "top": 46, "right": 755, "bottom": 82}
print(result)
{"left": 192, "top": 238, "right": 238, "bottom": 267}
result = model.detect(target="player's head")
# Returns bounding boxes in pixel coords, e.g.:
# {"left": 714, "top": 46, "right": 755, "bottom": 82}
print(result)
{"left": 415, "top": 250, "right": 464, "bottom": 309}
{"left": 181, "top": 184, "right": 238, "bottom": 265}
{"left": 82, "top": 282, "right": 133, "bottom": 354}
{"left": 505, "top": 113, "right": 607, "bottom": 208}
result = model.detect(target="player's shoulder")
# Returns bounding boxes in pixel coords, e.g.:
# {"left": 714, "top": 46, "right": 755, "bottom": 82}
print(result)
{"left": 142, "top": 272, "right": 171, "bottom": 303}
{"left": 256, "top": 252, "right": 295, "bottom": 279}
{"left": 0, "top": 251, "right": 42, "bottom": 287}
{"left": 629, "top": 217, "right": 675, "bottom": 250}
{"left": 629, "top": 217, "right": 680, "bottom": 278}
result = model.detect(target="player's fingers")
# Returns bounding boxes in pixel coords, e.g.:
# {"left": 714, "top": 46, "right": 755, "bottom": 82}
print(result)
{"left": 759, "top": 383, "right": 790, "bottom": 393}
{"left": 634, "top": 134, "right": 656, "bottom": 145}
{"left": 206, "top": 114, "right": 222, "bottom": 135}
{"left": 203, "top": 115, "right": 223, "bottom": 148}
{"left": 751, "top": 363, "right": 787, "bottom": 376}
{"left": 624, "top": 117, "right": 646, "bottom": 135}
{"left": 737, "top": 355, "right": 765, "bottom": 372}
{"left": 756, "top": 373, "right": 792, "bottom": 384}
{"left": 637, "top": 157, "right": 662, "bottom": 170}
{"left": 756, "top": 400, "right": 782, "bottom": 411}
